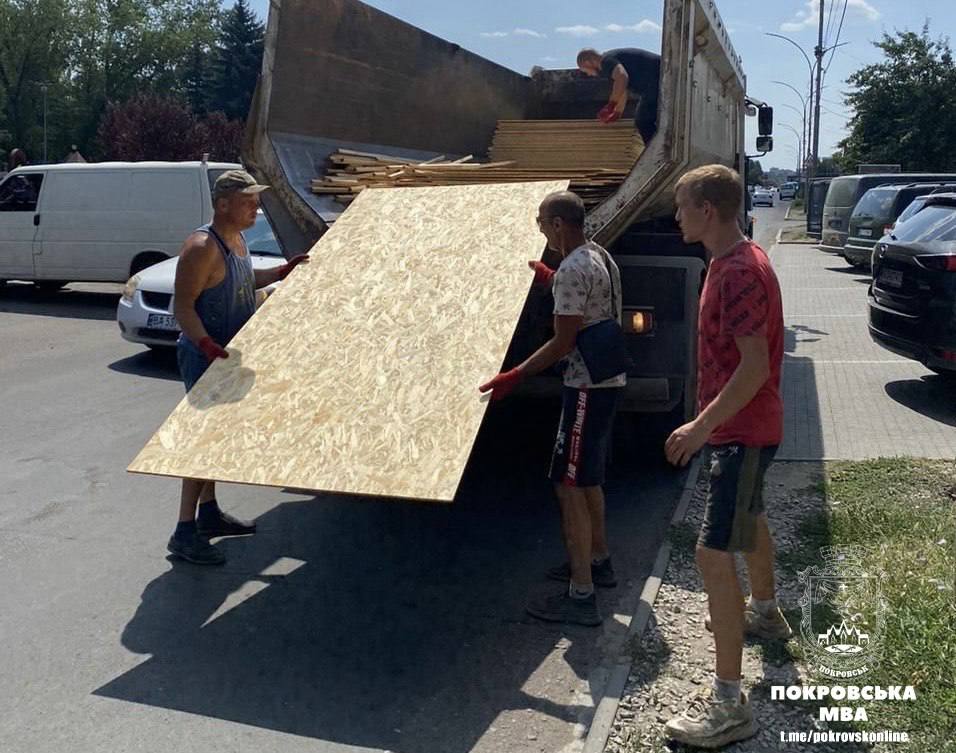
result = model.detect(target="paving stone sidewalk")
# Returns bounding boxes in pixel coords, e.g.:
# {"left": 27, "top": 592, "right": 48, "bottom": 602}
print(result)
{"left": 772, "top": 242, "right": 956, "bottom": 460}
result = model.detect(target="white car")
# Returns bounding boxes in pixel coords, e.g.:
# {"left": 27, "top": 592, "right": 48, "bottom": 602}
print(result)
{"left": 116, "top": 211, "right": 286, "bottom": 349}
{"left": 753, "top": 189, "right": 774, "bottom": 207}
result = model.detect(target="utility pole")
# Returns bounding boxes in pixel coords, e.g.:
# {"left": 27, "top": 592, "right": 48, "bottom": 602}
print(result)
{"left": 39, "top": 83, "right": 50, "bottom": 163}
{"left": 810, "top": 0, "right": 825, "bottom": 184}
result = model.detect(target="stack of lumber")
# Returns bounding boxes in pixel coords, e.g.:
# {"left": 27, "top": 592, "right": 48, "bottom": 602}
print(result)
{"left": 311, "top": 120, "right": 643, "bottom": 208}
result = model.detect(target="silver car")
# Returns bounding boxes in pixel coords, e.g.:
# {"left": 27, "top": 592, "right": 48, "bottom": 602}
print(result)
{"left": 116, "top": 211, "right": 286, "bottom": 349}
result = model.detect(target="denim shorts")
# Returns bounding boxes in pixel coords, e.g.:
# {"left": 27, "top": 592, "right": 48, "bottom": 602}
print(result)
{"left": 177, "top": 338, "right": 210, "bottom": 392}
{"left": 698, "top": 443, "right": 778, "bottom": 552}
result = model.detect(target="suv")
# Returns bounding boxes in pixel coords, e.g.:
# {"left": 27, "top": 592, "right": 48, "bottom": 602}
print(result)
{"left": 868, "top": 193, "right": 956, "bottom": 376}
{"left": 844, "top": 182, "right": 956, "bottom": 268}
{"left": 778, "top": 182, "right": 798, "bottom": 200}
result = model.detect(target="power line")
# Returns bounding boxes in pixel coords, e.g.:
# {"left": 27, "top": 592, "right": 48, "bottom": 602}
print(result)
{"left": 824, "top": 0, "right": 837, "bottom": 48}
{"left": 825, "top": 0, "right": 849, "bottom": 74}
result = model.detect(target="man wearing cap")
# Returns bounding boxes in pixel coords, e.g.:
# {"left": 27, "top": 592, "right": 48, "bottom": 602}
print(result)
{"left": 168, "top": 169, "right": 309, "bottom": 565}
{"left": 577, "top": 47, "right": 661, "bottom": 145}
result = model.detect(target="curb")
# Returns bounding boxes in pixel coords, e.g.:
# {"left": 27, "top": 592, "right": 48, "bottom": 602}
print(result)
{"left": 583, "top": 455, "right": 704, "bottom": 753}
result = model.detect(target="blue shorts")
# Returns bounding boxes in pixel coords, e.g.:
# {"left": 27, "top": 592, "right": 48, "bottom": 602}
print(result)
{"left": 699, "top": 443, "right": 778, "bottom": 552}
{"left": 549, "top": 387, "right": 620, "bottom": 487}
{"left": 177, "top": 338, "right": 209, "bottom": 392}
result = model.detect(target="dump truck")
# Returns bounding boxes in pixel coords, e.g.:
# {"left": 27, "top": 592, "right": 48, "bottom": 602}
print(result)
{"left": 243, "top": 0, "right": 761, "bottom": 431}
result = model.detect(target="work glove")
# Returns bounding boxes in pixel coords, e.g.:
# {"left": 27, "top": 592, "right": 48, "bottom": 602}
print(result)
{"left": 479, "top": 367, "right": 525, "bottom": 402}
{"left": 198, "top": 336, "right": 229, "bottom": 362}
{"left": 597, "top": 102, "right": 622, "bottom": 124}
{"left": 528, "top": 260, "right": 555, "bottom": 287}
{"left": 277, "top": 253, "right": 310, "bottom": 280}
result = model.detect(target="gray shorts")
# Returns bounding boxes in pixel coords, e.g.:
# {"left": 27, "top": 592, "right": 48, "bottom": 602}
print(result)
{"left": 698, "top": 443, "right": 778, "bottom": 552}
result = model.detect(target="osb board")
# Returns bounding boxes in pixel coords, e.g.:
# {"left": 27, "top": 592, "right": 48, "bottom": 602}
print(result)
{"left": 128, "top": 180, "right": 568, "bottom": 502}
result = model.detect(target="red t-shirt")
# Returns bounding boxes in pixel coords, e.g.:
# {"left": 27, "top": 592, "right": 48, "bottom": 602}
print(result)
{"left": 697, "top": 240, "right": 783, "bottom": 446}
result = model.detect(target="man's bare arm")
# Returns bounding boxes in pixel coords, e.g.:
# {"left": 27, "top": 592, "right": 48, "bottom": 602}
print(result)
{"left": 610, "top": 64, "right": 629, "bottom": 111}
{"left": 517, "top": 314, "right": 584, "bottom": 376}
{"left": 173, "top": 234, "right": 220, "bottom": 347}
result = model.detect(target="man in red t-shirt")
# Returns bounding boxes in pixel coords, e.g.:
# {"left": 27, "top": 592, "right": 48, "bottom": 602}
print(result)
{"left": 662, "top": 165, "right": 789, "bottom": 749}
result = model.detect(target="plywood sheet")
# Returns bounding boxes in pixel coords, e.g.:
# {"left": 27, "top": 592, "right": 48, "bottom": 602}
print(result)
{"left": 128, "top": 180, "right": 568, "bottom": 501}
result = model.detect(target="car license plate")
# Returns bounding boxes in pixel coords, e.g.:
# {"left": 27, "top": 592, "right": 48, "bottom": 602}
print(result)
{"left": 858, "top": 228, "right": 873, "bottom": 237}
{"left": 879, "top": 268, "right": 903, "bottom": 288}
{"left": 147, "top": 313, "right": 179, "bottom": 330}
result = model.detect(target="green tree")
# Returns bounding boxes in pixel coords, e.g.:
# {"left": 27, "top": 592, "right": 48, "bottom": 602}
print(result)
{"left": 0, "top": 0, "right": 71, "bottom": 161}
{"left": 746, "top": 159, "right": 764, "bottom": 186}
{"left": 208, "top": 0, "right": 264, "bottom": 120}
{"left": 838, "top": 26, "right": 956, "bottom": 172}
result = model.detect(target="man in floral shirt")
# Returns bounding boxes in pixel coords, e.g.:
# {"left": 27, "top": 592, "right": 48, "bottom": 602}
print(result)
{"left": 480, "top": 190, "right": 626, "bottom": 626}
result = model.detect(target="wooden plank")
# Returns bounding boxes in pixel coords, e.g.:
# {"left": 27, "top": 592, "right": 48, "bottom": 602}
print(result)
{"left": 128, "top": 180, "right": 568, "bottom": 502}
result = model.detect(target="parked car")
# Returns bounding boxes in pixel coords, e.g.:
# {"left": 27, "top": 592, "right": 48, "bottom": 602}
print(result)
{"left": 806, "top": 177, "right": 831, "bottom": 239}
{"left": 819, "top": 172, "right": 956, "bottom": 254}
{"left": 843, "top": 182, "right": 956, "bottom": 268}
{"left": 868, "top": 193, "right": 956, "bottom": 377}
{"left": 752, "top": 188, "right": 774, "bottom": 207}
{"left": 0, "top": 160, "right": 241, "bottom": 288}
{"left": 778, "top": 182, "right": 799, "bottom": 200}
{"left": 116, "top": 211, "right": 286, "bottom": 349}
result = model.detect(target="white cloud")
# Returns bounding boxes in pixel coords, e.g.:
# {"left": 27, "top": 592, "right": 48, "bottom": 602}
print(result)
{"left": 605, "top": 20, "right": 662, "bottom": 34}
{"left": 541, "top": 56, "right": 560, "bottom": 63}
{"left": 555, "top": 24, "right": 600, "bottom": 37}
{"left": 481, "top": 27, "right": 547, "bottom": 39}
{"left": 781, "top": 0, "right": 879, "bottom": 32}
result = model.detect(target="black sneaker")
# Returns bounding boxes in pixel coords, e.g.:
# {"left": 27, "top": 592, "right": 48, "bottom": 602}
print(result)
{"left": 526, "top": 589, "right": 602, "bottom": 627}
{"left": 546, "top": 558, "right": 617, "bottom": 588}
{"left": 197, "top": 509, "right": 256, "bottom": 538}
{"left": 167, "top": 532, "right": 226, "bottom": 565}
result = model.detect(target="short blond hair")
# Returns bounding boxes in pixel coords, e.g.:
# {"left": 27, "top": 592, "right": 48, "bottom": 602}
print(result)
{"left": 675, "top": 164, "right": 743, "bottom": 221}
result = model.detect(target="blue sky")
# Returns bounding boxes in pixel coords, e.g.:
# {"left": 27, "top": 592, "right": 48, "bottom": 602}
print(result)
{"left": 243, "top": 0, "right": 951, "bottom": 170}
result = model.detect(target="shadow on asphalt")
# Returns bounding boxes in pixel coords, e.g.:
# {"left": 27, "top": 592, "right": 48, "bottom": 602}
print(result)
{"left": 94, "top": 399, "right": 682, "bottom": 753}
{"left": 108, "top": 349, "right": 182, "bottom": 381}
{"left": 0, "top": 282, "right": 120, "bottom": 321}
{"left": 884, "top": 376, "right": 956, "bottom": 427}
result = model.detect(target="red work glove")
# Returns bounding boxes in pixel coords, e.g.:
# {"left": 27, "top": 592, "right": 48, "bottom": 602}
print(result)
{"left": 198, "top": 336, "right": 229, "bottom": 362}
{"left": 277, "top": 253, "right": 310, "bottom": 280}
{"left": 597, "top": 102, "right": 622, "bottom": 123}
{"left": 479, "top": 367, "right": 524, "bottom": 402}
{"left": 528, "top": 260, "right": 555, "bottom": 287}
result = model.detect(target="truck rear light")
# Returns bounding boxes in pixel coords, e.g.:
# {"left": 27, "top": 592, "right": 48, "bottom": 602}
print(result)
{"left": 916, "top": 254, "right": 956, "bottom": 272}
{"left": 624, "top": 309, "right": 654, "bottom": 334}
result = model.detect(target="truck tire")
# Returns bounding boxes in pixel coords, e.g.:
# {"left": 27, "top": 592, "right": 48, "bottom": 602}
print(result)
{"left": 34, "top": 281, "right": 66, "bottom": 292}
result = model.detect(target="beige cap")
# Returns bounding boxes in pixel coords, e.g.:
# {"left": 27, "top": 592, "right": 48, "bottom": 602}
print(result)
{"left": 213, "top": 169, "right": 269, "bottom": 201}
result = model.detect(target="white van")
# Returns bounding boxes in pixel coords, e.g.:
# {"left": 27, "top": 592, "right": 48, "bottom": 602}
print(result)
{"left": 0, "top": 161, "right": 241, "bottom": 288}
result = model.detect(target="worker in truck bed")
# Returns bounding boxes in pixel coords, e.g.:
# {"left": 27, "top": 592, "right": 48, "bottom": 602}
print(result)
{"left": 480, "top": 190, "right": 626, "bottom": 628}
{"left": 577, "top": 47, "right": 661, "bottom": 144}
{"left": 167, "top": 170, "right": 309, "bottom": 565}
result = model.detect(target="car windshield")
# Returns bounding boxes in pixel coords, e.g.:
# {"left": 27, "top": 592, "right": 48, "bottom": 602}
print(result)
{"left": 852, "top": 189, "right": 895, "bottom": 219}
{"left": 825, "top": 177, "right": 859, "bottom": 208}
{"left": 891, "top": 204, "right": 956, "bottom": 243}
{"left": 244, "top": 213, "right": 283, "bottom": 256}
{"left": 894, "top": 197, "right": 929, "bottom": 227}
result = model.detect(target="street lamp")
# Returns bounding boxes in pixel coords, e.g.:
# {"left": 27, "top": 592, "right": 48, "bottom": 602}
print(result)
{"left": 771, "top": 80, "right": 808, "bottom": 181}
{"left": 778, "top": 123, "right": 804, "bottom": 178}
{"left": 765, "top": 33, "right": 815, "bottom": 172}
{"left": 38, "top": 82, "right": 51, "bottom": 163}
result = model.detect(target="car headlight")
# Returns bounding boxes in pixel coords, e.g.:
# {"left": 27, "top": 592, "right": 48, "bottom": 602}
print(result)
{"left": 121, "top": 274, "right": 142, "bottom": 303}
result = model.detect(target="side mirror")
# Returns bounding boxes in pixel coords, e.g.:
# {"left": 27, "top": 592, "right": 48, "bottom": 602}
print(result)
{"left": 756, "top": 135, "right": 773, "bottom": 153}
{"left": 758, "top": 105, "right": 773, "bottom": 136}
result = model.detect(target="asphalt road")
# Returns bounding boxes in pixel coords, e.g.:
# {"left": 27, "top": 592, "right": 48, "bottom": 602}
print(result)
{"left": 0, "top": 203, "right": 788, "bottom": 753}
